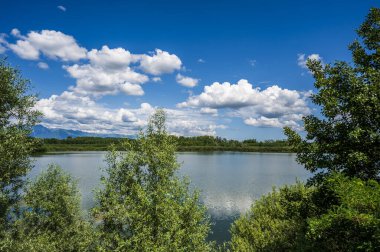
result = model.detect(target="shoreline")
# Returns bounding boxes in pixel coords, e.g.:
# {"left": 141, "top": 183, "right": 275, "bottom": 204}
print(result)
{"left": 34, "top": 146, "right": 294, "bottom": 155}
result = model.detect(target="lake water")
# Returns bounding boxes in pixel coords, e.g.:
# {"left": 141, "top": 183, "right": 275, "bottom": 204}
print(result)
{"left": 31, "top": 151, "right": 310, "bottom": 243}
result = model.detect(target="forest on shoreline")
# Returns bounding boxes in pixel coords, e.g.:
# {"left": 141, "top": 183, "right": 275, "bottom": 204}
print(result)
{"left": 33, "top": 135, "right": 292, "bottom": 153}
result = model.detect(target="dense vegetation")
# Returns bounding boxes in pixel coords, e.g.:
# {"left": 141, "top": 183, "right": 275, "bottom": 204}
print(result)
{"left": 34, "top": 135, "right": 292, "bottom": 153}
{"left": 1, "top": 7, "right": 379, "bottom": 252}
{"left": 284, "top": 7, "right": 380, "bottom": 182}
{"left": 230, "top": 173, "right": 380, "bottom": 251}
{"left": 93, "top": 110, "right": 212, "bottom": 251}
{"left": 230, "top": 8, "right": 380, "bottom": 251}
{"left": 0, "top": 59, "right": 41, "bottom": 236}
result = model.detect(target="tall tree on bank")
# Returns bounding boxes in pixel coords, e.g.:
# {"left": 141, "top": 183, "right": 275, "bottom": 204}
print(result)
{"left": 285, "top": 8, "right": 380, "bottom": 181}
{"left": 0, "top": 59, "right": 40, "bottom": 227}
{"left": 94, "top": 109, "right": 212, "bottom": 251}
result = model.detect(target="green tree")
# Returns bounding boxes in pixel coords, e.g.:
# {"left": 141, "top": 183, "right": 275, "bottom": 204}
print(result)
{"left": 285, "top": 8, "right": 380, "bottom": 181}
{"left": 1, "top": 165, "right": 95, "bottom": 251}
{"left": 229, "top": 182, "right": 315, "bottom": 251}
{"left": 306, "top": 174, "right": 380, "bottom": 251}
{"left": 0, "top": 59, "right": 40, "bottom": 227}
{"left": 229, "top": 174, "right": 380, "bottom": 252}
{"left": 230, "top": 9, "right": 380, "bottom": 251}
{"left": 94, "top": 109, "right": 212, "bottom": 251}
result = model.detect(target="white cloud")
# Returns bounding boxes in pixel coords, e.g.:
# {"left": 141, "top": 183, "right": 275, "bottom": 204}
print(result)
{"left": 36, "top": 92, "right": 222, "bottom": 136}
{"left": 120, "top": 83, "right": 144, "bottom": 96}
{"left": 178, "top": 79, "right": 260, "bottom": 108}
{"left": 63, "top": 45, "right": 149, "bottom": 96}
{"left": 87, "top": 45, "right": 138, "bottom": 69}
{"left": 176, "top": 73, "right": 199, "bottom": 87}
{"left": 10, "top": 28, "right": 22, "bottom": 38}
{"left": 65, "top": 63, "right": 148, "bottom": 97}
{"left": 198, "top": 58, "right": 205, "bottom": 63}
{"left": 178, "top": 79, "right": 311, "bottom": 129}
{"left": 8, "top": 29, "right": 87, "bottom": 61}
{"left": 4, "top": 29, "right": 186, "bottom": 97}
{"left": 9, "top": 40, "right": 40, "bottom": 60}
{"left": 244, "top": 117, "right": 283, "bottom": 127}
{"left": 152, "top": 77, "right": 162, "bottom": 82}
{"left": 36, "top": 91, "right": 149, "bottom": 134}
{"left": 297, "top": 53, "right": 323, "bottom": 69}
{"left": 200, "top": 107, "right": 218, "bottom": 116}
{"left": 139, "top": 49, "right": 182, "bottom": 75}
{"left": 37, "top": 62, "right": 49, "bottom": 70}
{"left": 57, "top": 5, "right": 66, "bottom": 12}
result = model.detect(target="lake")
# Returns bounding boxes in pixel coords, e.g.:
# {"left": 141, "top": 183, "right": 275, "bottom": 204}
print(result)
{"left": 31, "top": 151, "right": 310, "bottom": 244}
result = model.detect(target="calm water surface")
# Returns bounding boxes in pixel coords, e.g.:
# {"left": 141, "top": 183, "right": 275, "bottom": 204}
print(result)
{"left": 31, "top": 151, "right": 310, "bottom": 243}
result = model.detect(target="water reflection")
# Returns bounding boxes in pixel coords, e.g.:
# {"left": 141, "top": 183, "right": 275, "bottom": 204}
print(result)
{"left": 32, "top": 151, "right": 310, "bottom": 243}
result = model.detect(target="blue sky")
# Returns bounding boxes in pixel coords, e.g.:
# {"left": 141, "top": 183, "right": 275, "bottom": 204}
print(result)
{"left": 0, "top": 0, "right": 377, "bottom": 140}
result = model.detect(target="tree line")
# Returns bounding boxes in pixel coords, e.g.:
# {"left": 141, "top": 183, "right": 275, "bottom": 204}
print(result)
{"left": 34, "top": 135, "right": 291, "bottom": 153}
{"left": 1, "top": 7, "right": 379, "bottom": 251}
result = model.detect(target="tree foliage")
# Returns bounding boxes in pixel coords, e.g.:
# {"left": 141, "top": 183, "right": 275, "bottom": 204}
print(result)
{"left": 307, "top": 174, "right": 380, "bottom": 251}
{"left": 285, "top": 8, "right": 380, "bottom": 181}
{"left": 0, "top": 59, "right": 40, "bottom": 228}
{"left": 94, "top": 109, "right": 212, "bottom": 251}
{"left": 230, "top": 8, "right": 380, "bottom": 252}
{"left": 230, "top": 173, "right": 380, "bottom": 251}
{"left": 1, "top": 165, "right": 95, "bottom": 251}
{"left": 230, "top": 182, "right": 315, "bottom": 251}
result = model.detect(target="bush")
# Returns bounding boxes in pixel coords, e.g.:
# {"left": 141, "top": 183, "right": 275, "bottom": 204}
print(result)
{"left": 229, "top": 173, "right": 380, "bottom": 251}
{"left": 307, "top": 174, "right": 380, "bottom": 251}
{"left": 230, "top": 182, "right": 315, "bottom": 251}
{"left": 1, "top": 165, "right": 95, "bottom": 251}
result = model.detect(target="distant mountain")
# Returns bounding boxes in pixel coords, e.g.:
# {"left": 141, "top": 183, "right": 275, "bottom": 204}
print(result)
{"left": 31, "top": 125, "right": 132, "bottom": 139}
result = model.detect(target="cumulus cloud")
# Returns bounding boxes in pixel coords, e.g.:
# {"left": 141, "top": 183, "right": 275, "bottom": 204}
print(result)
{"left": 87, "top": 45, "right": 139, "bottom": 69}
{"left": 200, "top": 107, "right": 218, "bottom": 116}
{"left": 3, "top": 28, "right": 225, "bottom": 135}
{"left": 176, "top": 73, "right": 199, "bottom": 87}
{"left": 36, "top": 91, "right": 222, "bottom": 136}
{"left": 9, "top": 40, "right": 40, "bottom": 60}
{"left": 4, "top": 29, "right": 186, "bottom": 97}
{"left": 57, "top": 5, "right": 66, "bottom": 12}
{"left": 297, "top": 53, "right": 323, "bottom": 69}
{"left": 198, "top": 58, "right": 205, "bottom": 63}
{"left": 244, "top": 117, "right": 283, "bottom": 127}
{"left": 178, "top": 79, "right": 311, "bottom": 129}
{"left": 8, "top": 29, "right": 87, "bottom": 61}
{"left": 36, "top": 91, "right": 151, "bottom": 134}
{"left": 178, "top": 79, "right": 261, "bottom": 108}
{"left": 120, "top": 83, "right": 144, "bottom": 96}
{"left": 64, "top": 46, "right": 184, "bottom": 96}
{"left": 37, "top": 62, "right": 49, "bottom": 70}
{"left": 65, "top": 63, "right": 148, "bottom": 96}
{"left": 139, "top": 49, "right": 182, "bottom": 75}
{"left": 61, "top": 45, "right": 150, "bottom": 96}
